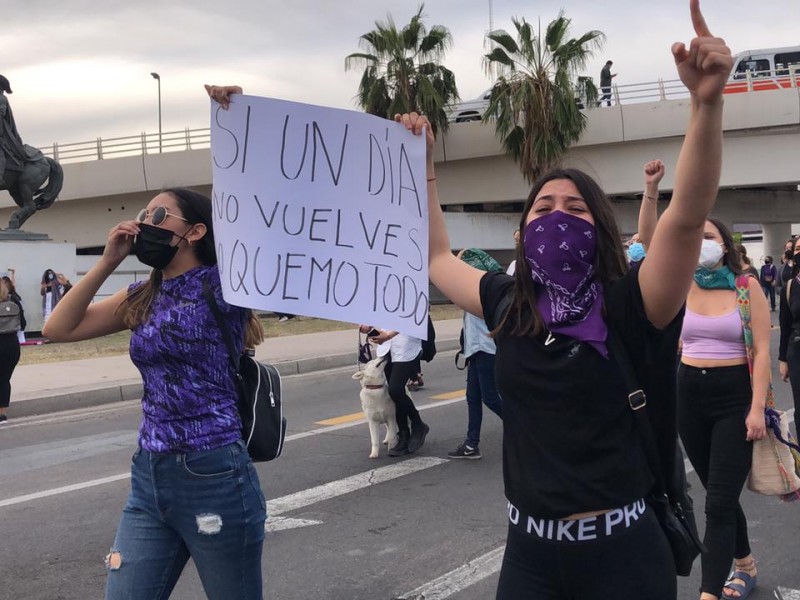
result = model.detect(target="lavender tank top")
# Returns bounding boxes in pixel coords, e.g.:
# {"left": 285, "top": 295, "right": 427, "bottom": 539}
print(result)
{"left": 129, "top": 265, "right": 248, "bottom": 453}
{"left": 681, "top": 308, "right": 747, "bottom": 360}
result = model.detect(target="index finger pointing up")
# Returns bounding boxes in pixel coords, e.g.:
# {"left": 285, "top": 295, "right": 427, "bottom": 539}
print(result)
{"left": 690, "top": 0, "right": 713, "bottom": 37}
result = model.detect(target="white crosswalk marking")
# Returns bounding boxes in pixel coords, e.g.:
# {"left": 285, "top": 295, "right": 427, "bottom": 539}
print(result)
{"left": 268, "top": 456, "right": 448, "bottom": 517}
{"left": 262, "top": 457, "right": 448, "bottom": 533}
{"left": 776, "top": 588, "right": 800, "bottom": 600}
{"left": 265, "top": 517, "right": 324, "bottom": 532}
{"left": 395, "top": 545, "right": 506, "bottom": 600}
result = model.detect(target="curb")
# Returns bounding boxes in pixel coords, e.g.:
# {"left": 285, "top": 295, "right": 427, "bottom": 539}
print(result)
{"left": 9, "top": 338, "right": 461, "bottom": 419}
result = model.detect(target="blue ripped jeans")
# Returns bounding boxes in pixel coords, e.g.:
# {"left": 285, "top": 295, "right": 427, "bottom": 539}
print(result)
{"left": 105, "top": 440, "right": 267, "bottom": 600}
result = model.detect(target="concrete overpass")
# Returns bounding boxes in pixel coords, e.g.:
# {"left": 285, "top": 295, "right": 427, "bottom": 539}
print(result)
{"left": 2, "top": 77, "right": 800, "bottom": 278}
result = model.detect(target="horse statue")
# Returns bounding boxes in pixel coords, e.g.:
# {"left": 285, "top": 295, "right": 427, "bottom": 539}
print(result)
{"left": 0, "top": 73, "right": 63, "bottom": 231}
{"left": 1, "top": 154, "right": 64, "bottom": 230}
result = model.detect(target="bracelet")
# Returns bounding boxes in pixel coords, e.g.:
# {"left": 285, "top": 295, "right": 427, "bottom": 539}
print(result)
{"left": 427, "top": 177, "right": 436, "bottom": 182}
{"left": 643, "top": 194, "right": 658, "bottom": 201}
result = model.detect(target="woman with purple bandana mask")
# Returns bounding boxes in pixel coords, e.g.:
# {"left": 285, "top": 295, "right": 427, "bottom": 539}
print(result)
{"left": 43, "top": 188, "right": 268, "bottom": 599}
{"left": 397, "top": 1, "right": 733, "bottom": 598}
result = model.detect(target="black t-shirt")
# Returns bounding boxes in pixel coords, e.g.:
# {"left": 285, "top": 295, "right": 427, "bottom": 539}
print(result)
{"left": 480, "top": 265, "right": 682, "bottom": 518}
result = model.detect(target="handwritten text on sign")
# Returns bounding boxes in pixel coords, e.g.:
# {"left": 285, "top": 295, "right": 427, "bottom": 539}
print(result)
{"left": 210, "top": 96, "right": 429, "bottom": 338}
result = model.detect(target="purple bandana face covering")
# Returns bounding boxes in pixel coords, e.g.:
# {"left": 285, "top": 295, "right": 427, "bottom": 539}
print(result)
{"left": 523, "top": 210, "right": 608, "bottom": 356}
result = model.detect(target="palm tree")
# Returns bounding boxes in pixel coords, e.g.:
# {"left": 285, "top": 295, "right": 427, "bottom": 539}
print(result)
{"left": 484, "top": 13, "right": 604, "bottom": 183}
{"left": 345, "top": 4, "right": 459, "bottom": 134}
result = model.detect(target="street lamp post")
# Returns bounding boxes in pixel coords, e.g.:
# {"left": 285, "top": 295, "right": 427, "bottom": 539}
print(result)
{"left": 150, "top": 72, "right": 162, "bottom": 153}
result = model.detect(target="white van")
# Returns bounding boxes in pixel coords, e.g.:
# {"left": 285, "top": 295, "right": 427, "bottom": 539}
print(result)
{"left": 446, "top": 89, "right": 492, "bottom": 123}
{"left": 724, "top": 46, "right": 800, "bottom": 94}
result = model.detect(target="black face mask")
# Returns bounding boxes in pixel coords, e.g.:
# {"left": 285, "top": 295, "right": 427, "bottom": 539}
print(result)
{"left": 786, "top": 249, "right": 794, "bottom": 260}
{"left": 133, "top": 223, "right": 183, "bottom": 269}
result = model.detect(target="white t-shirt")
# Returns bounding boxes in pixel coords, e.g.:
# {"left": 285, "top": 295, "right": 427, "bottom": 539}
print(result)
{"left": 506, "top": 260, "right": 516, "bottom": 276}
{"left": 42, "top": 291, "right": 54, "bottom": 322}
{"left": 376, "top": 332, "right": 422, "bottom": 363}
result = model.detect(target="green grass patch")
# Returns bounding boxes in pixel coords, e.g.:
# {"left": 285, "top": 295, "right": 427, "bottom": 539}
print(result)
{"left": 20, "top": 304, "right": 463, "bottom": 366}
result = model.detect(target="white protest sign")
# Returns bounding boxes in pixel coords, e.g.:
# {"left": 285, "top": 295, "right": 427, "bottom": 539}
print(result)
{"left": 210, "top": 95, "right": 429, "bottom": 338}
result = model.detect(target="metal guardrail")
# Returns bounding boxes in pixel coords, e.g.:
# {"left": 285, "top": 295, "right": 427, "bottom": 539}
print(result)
{"left": 36, "top": 68, "right": 799, "bottom": 166}
{"left": 39, "top": 128, "right": 211, "bottom": 164}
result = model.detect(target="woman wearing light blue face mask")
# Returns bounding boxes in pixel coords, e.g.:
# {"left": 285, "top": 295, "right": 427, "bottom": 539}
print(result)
{"left": 678, "top": 216, "right": 770, "bottom": 600}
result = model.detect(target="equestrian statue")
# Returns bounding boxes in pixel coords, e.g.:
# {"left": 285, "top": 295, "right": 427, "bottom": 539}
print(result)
{"left": 0, "top": 74, "right": 63, "bottom": 231}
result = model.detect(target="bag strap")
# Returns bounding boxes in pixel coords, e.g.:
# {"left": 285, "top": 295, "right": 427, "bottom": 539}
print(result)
{"left": 606, "top": 330, "right": 668, "bottom": 497}
{"left": 486, "top": 290, "right": 513, "bottom": 332}
{"left": 735, "top": 275, "right": 776, "bottom": 410}
{"left": 734, "top": 277, "right": 800, "bottom": 453}
{"left": 202, "top": 280, "right": 242, "bottom": 379}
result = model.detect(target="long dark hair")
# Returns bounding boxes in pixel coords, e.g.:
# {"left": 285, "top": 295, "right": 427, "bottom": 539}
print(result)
{"left": 118, "top": 188, "right": 264, "bottom": 347}
{"left": 499, "top": 168, "right": 628, "bottom": 337}
{"left": 119, "top": 188, "right": 216, "bottom": 328}
{"left": 791, "top": 237, "right": 800, "bottom": 279}
{"left": 706, "top": 217, "right": 745, "bottom": 276}
{"left": 1, "top": 276, "right": 15, "bottom": 295}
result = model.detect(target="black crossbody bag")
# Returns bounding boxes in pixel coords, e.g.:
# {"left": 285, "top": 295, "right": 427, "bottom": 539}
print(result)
{"left": 203, "top": 282, "right": 287, "bottom": 462}
{"left": 607, "top": 330, "right": 705, "bottom": 576}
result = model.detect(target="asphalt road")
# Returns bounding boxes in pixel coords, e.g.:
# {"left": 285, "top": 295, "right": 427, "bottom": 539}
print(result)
{"left": 1, "top": 342, "right": 799, "bottom": 600}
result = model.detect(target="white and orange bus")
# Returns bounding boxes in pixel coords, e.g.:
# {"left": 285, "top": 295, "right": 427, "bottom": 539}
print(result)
{"left": 724, "top": 46, "right": 800, "bottom": 94}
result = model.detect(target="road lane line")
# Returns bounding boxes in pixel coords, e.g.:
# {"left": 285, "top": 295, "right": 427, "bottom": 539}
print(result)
{"left": 314, "top": 391, "right": 467, "bottom": 425}
{"left": 431, "top": 389, "right": 467, "bottom": 400}
{"left": 315, "top": 411, "right": 365, "bottom": 426}
{"left": 264, "top": 517, "right": 324, "bottom": 532}
{"left": 395, "top": 544, "right": 505, "bottom": 600}
{"left": 269, "top": 456, "right": 448, "bottom": 516}
{"left": 0, "top": 431, "right": 137, "bottom": 477}
{"left": 288, "top": 396, "right": 465, "bottom": 441}
{"left": 776, "top": 588, "right": 800, "bottom": 600}
{"left": 0, "top": 473, "right": 131, "bottom": 508}
{"left": 0, "top": 400, "right": 463, "bottom": 509}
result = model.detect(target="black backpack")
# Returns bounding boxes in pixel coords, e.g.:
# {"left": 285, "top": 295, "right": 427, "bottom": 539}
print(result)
{"left": 420, "top": 316, "right": 437, "bottom": 362}
{"left": 203, "top": 282, "right": 287, "bottom": 462}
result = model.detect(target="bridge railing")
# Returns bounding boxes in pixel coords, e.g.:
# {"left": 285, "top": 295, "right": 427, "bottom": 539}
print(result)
{"left": 36, "top": 67, "right": 799, "bottom": 165}
{"left": 41, "top": 128, "right": 211, "bottom": 164}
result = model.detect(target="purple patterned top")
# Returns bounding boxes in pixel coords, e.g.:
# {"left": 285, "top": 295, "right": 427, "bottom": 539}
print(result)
{"left": 129, "top": 265, "right": 248, "bottom": 453}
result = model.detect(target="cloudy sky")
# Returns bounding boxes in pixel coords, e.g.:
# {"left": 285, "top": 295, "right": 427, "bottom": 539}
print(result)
{"left": 3, "top": 0, "right": 797, "bottom": 149}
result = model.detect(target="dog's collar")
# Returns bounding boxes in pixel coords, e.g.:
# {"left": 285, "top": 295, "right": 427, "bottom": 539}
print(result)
{"left": 364, "top": 384, "right": 385, "bottom": 390}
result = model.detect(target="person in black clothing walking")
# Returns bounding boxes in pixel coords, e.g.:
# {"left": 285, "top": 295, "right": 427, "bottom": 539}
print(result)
{"left": 599, "top": 60, "right": 617, "bottom": 107}
{"left": 759, "top": 256, "right": 777, "bottom": 311}
{"left": 779, "top": 237, "right": 800, "bottom": 436}
{"left": 0, "top": 278, "right": 24, "bottom": 424}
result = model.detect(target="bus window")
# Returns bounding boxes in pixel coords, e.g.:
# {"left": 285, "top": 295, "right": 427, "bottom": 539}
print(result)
{"left": 775, "top": 52, "right": 800, "bottom": 76}
{"left": 733, "top": 58, "right": 771, "bottom": 80}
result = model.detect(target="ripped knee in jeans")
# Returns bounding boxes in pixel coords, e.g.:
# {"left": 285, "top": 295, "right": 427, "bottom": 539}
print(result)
{"left": 104, "top": 550, "right": 122, "bottom": 571}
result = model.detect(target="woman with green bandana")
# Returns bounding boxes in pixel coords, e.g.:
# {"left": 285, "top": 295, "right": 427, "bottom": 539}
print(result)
{"left": 678, "top": 216, "right": 770, "bottom": 600}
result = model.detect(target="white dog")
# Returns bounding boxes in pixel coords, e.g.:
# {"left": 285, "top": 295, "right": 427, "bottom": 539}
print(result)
{"left": 352, "top": 357, "right": 398, "bottom": 458}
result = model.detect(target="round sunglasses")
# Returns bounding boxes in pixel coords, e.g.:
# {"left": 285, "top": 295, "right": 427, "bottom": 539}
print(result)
{"left": 135, "top": 206, "right": 189, "bottom": 226}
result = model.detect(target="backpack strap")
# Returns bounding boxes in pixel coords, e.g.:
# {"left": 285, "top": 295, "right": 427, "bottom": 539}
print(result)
{"left": 202, "top": 280, "right": 244, "bottom": 397}
{"left": 605, "top": 329, "right": 668, "bottom": 498}
{"left": 485, "top": 289, "right": 513, "bottom": 332}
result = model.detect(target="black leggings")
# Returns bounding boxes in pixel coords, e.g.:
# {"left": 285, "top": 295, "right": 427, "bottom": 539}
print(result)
{"left": 677, "top": 363, "right": 753, "bottom": 597}
{"left": 496, "top": 507, "right": 676, "bottom": 599}
{"left": 384, "top": 354, "right": 422, "bottom": 435}
{"left": 785, "top": 336, "right": 800, "bottom": 429}
{"left": 0, "top": 333, "right": 21, "bottom": 409}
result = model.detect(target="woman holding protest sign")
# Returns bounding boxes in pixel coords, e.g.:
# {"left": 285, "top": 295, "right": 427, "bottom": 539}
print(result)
{"left": 396, "top": 1, "right": 732, "bottom": 597}
{"left": 43, "top": 187, "right": 267, "bottom": 600}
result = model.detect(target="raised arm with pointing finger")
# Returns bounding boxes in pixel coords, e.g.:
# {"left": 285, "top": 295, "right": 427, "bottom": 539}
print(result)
{"left": 397, "top": 3, "right": 732, "bottom": 596}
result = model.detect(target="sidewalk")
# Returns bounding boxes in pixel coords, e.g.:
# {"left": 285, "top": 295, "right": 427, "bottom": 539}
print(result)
{"left": 8, "top": 319, "right": 463, "bottom": 419}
